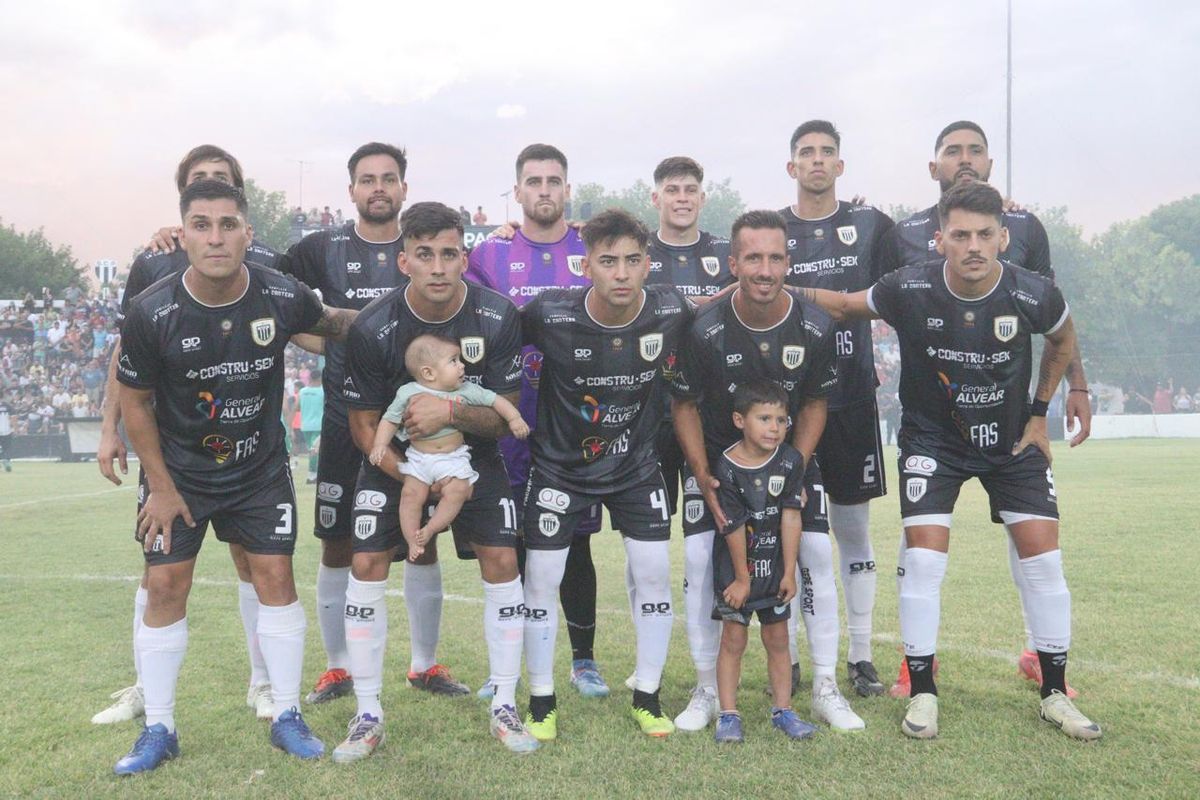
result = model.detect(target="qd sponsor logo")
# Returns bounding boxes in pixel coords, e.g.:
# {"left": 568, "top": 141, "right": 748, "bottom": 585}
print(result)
{"left": 181, "top": 336, "right": 201, "bottom": 352}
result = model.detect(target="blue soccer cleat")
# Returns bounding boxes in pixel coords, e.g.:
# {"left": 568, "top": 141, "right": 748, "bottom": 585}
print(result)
{"left": 270, "top": 707, "right": 325, "bottom": 759}
{"left": 714, "top": 711, "right": 744, "bottom": 743}
{"left": 771, "top": 707, "right": 819, "bottom": 740}
{"left": 569, "top": 659, "right": 611, "bottom": 698}
{"left": 113, "top": 723, "right": 180, "bottom": 775}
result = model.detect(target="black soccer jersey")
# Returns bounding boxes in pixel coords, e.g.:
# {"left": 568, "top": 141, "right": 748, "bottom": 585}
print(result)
{"left": 646, "top": 231, "right": 734, "bottom": 300}
{"left": 521, "top": 285, "right": 693, "bottom": 494}
{"left": 671, "top": 291, "right": 838, "bottom": 464}
{"left": 116, "top": 264, "right": 324, "bottom": 494}
{"left": 781, "top": 203, "right": 899, "bottom": 409}
{"left": 712, "top": 443, "right": 805, "bottom": 609}
{"left": 343, "top": 281, "right": 522, "bottom": 469}
{"left": 275, "top": 222, "right": 406, "bottom": 425}
{"left": 868, "top": 261, "right": 1068, "bottom": 463}
{"left": 120, "top": 239, "right": 279, "bottom": 321}
{"left": 893, "top": 204, "right": 1054, "bottom": 279}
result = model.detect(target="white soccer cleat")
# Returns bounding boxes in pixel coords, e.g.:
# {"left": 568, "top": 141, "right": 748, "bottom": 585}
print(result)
{"left": 91, "top": 685, "right": 145, "bottom": 725}
{"left": 332, "top": 713, "right": 385, "bottom": 763}
{"left": 673, "top": 686, "right": 718, "bottom": 731}
{"left": 1040, "top": 689, "right": 1101, "bottom": 741}
{"left": 624, "top": 672, "right": 637, "bottom": 691}
{"left": 811, "top": 677, "right": 865, "bottom": 731}
{"left": 902, "top": 692, "right": 939, "bottom": 739}
{"left": 246, "top": 683, "right": 274, "bottom": 720}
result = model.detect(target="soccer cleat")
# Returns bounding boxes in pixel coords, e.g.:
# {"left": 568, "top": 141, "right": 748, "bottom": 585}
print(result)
{"left": 92, "top": 685, "right": 145, "bottom": 725}
{"left": 523, "top": 706, "right": 558, "bottom": 742}
{"left": 848, "top": 660, "right": 886, "bottom": 697}
{"left": 674, "top": 686, "right": 718, "bottom": 731}
{"left": 811, "top": 677, "right": 865, "bottom": 731}
{"left": 889, "top": 655, "right": 939, "bottom": 699}
{"left": 332, "top": 713, "right": 385, "bottom": 763}
{"left": 901, "top": 693, "right": 939, "bottom": 739}
{"left": 630, "top": 692, "right": 675, "bottom": 737}
{"left": 1018, "top": 650, "right": 1079, "bottom": 699}
{"left": 407, "top": 664, "right": 470, "bottom": 696}
{"left": 1040, "top": 690, "right": 1101, "bottom": 741}
{"left": 270, "top": 708, "right": 325, "bottom": 759}
{"left": 569, "top": 659, "right": 611, "bottom": 698}
{"left": 477, "top": 680, "right": 495, "bottom": 701}
{"left": 113, "top": 723, "right": 179, "bottom": 775}
{"left": 714, "top": 712, "right": 744, "bottom": 743}
{"left": 246, "top": 683, "right": 273, "bottom": 720}
{"left": 306, "top": 668, "right": 353, "bottom": 704}
{"left": 490, "top": 705, "right": 540, "bottom": 754}
{"left": 771, "top": 707, "right": 819, "bottom": 740}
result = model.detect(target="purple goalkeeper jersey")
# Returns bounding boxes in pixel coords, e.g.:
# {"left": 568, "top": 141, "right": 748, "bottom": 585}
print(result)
{"left": 466, "top": 227, "right": 588, "bottom": 486}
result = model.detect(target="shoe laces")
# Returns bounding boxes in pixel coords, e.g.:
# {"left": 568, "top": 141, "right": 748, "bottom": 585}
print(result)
{"left": 1044, "top": 690, "right": 1083, "bottom": 719}
{"left": 132, "top": 725, "right": 170, "bottom": 752}
{"left": 815, "top": 679, "right": 851, "bottom": 711}
{"left": 687, "top": 686, "right": 714, "bottom": 708}
{"left": 493, "top": 705, "right": 524, "bottom": 732}
{"left": 348, "top": 714, "right": 379, "bottom": 741}
{"left": 110, "top": 685, "right": 140, "bottom": 701}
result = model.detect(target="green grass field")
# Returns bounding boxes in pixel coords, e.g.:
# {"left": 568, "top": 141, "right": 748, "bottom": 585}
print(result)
{"left": 1, "top": 439, "right": 1198, "bottom": 799}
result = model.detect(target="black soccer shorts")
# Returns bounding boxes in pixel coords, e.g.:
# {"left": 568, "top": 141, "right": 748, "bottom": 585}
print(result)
{"left": 312, "top": 416, "right": 365, "bottom": 540}
{"left": 521, "top": 467, "right": 672, "bottom": 551}
{"left": 815, "top": 397, "right": 887, "bottom": 505}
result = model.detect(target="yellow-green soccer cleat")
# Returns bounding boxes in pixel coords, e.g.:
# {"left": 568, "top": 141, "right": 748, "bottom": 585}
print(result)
{"left": 524, "top": 707, "right": 557, "bottom": 742}
{"left": 630, "top": 705, "right": 675, "bottom": 737}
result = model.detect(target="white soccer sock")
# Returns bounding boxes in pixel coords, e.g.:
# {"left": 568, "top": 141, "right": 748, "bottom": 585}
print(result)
{"left": 625, "top": 558, "right": 637, "bottom": 624}
{"left": 238, "top": 580, "right": 268, "bottom": 686}
{"left": 829, "top": 501, "right": 876, "bottom": 663}
{"left": 524, "top": 548, "right": 569, "bottom": 696}
{"left": 132, "top": 585, "right": 148, "bottom": 688}
{"left": 1006, "top": 532, "right": 1037, "bottom": 651}
{"left": 625, "top": 538, "right": 673, "bottom": 693}
{"left": 404, "top": 561, "right": 443, "bottom": 674}
{"left": 316, "top": 564, "right": 351, "bottom": 670}
{"left": 799, "top": 532, "right": 838, "bottom": 681}
{"left": 683, "top": 530, "right": 719, "bottom": 689}
{"left": 257, "top": 600, "right": 307, "bottom": 718}
{"left": 138, "top": 617, "right": 187, "bottom": 732}
{"left": 345, "top": 576, "right": 387, "bottom": 719}
{"left": 1017, "top": 550, "right": 1071, "bottom": 653}
{"left": 895, "top": 530, "right": 907, "bottom": 596}
{"left": 898, "top": 547, "right": 948, "bottom": 657}
{"left": 483, "top": 577, "right": 524, "bottom": 709}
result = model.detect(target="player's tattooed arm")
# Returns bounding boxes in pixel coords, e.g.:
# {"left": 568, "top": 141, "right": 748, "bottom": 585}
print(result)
{"left": 120, "top": 384, "right": 195, "bottom": 554}
{"left": 671, "top": 396, "right": 729, "bottom": 531}
{"left": 1014, "top": 316, "right": 1077, "bottom": 462}
{"left": 290, "top": 333, "right": 325, "bottom": 355}
{"left": 405, "top": 390, "right": 518, "bottom": 440}
{"left": 790, "top": 287, "right": 878, "bottom": 322}
{"left": 306, "top": 305, "right": 359, "bottom": 341}
{"left": 1063, "top": 341, "right": 1091, "bottom": 447}
{"left": 790, "top": 396, "right": 827, "bottom": 466}
{"left": 97, "top": 342, "right": 128, "bottom": 485}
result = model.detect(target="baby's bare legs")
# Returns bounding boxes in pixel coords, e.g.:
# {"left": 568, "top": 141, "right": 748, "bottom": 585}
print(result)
{"left": 399, "top": 478, "right": 432, "bottom": 560}
{"left": 419, "top": 478, "right": 473, "bottom": 547}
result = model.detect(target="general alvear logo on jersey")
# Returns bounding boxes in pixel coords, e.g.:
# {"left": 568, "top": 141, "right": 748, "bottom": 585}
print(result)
{"left": 251, "top": 318, "right": 275, "bottom": 346}
{"left": 782, "top": 345, "right": 805, "bottom": 370}
{"left": 460, "top": 336, "right": 485, "bottom": 364}
{"left": 767, "top": 475, "right": 785, "bottom": 496}
{"left": 567, "top": 255, "right": 584, "bottom": 277}
{"left": 640, "top": 333, "right": 663, "bottom": 361}
{"left": 836, "top": 226, "right": 857, "bottom": 245}
{"left": 701, "top": 256, "right": 721, "bottom": 277}
{"left": 993, "top": 315, "right": 1018, "bottom": 343}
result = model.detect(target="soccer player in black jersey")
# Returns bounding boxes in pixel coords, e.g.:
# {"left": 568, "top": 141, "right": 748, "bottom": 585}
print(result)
{"left": 271, "top": 143, "right": 428, "bottom": 705}
{"left": 112, "top": 181, "right": 358, "bottom": 773}
{"left": 519, "top": 209, "right": 692, "bottom": 741}
{"left": 93, "top": 145, "right": 283, "bottom": 727}
{"left": 780, "top": 121, "right": 900, "bottom": 697}
{"left": 891, "top": 121, "right": 1092, "bottom": 696}
{"left": 671, "top": 209, "right": 865, "bottom": 732}
{"left": 336, "top": 202, "right": 538, "bottom": 758}
{"left": 801, "top": 182, "right": 1101, "bottom": 741}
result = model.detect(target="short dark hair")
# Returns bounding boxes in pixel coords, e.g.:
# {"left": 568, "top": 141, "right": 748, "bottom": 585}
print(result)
{"left": 515, "top": 143, "right": 568, "bottom": 178}
{"left": 653, "top": 156, "right": 704, "bottom": 186}
{"left": 175, "top": 145, "right": 244, "bottom": 193}
{"left": 310, "top": 369, "right": 322, "bottom": 383}
{"left": 348, "top": 142, "right": 408, "bottom": 181}
{"left": 733, "top": 378, "right": 789, "bottom": 416}
{"left": 400, "top": 201, "right": 463, "bottom": 242}
{"left": 179, "top": 179, "right": 248, "bottom": 219}
{"left": 404, "top": 333, "right": 460, "bottom": 376}
{"left": 937, "top": 181, "right": 1003, "bottom": 225}
{"left": 730, "top": 209, "right": 787, "bottom": 255}
{"left": 580, "top": 208, "right": 649, "bottom": 251}
{"left": 934, "top": 121, "right": 988, "bottom": 153}
{"left": 789, "top": 120, "right": 840, "bottom": 155}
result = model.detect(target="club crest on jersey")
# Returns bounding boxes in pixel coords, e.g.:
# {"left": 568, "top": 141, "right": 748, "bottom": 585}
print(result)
{"left": 684, "top": 500, "right": 704, "bottom": 524}
{"left": 640, "top": 333, "right": 664, "bottom": 362}
{"left": 782, "top": 345, "right": 805, "bottom": 370}
{"left": 250, "top": 318, "right": 276, "bottom": 347}
{"left": 767, "top": 475, "right": 785, "bottom": 497}
{"left": 319, "top": 506, "right": 336, "bottom": 528}
{"left": 460, "top": 336, "right": 485, "bottom": 364}
{"left": 906, "top": 477, "right": 927, "bottom": 503}
{"left": 701, "top": 256, "right": 721, "bottom": 277}
{"left": 538, "top": 513, "right": 560, "bottom": 537}
{"left": 567, "top": 255, "right": 585, "bottom": 277}
{"left": 836, "top": 226, "right": 858, "bottom": 245}
{"left": 993, "top": 315, "right": 1018, "bottom": 343}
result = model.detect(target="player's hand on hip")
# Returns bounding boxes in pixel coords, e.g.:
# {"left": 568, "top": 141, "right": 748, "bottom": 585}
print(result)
{"left": 146, "top": 226, "right": 181, "bottom": 254}
{"left": 137, "top": 489, "right": 195, "bottom": 555}
{"left": 97, "top": 428, "right": 128, "bottom": 485}
{"left": 1066, "top": 392, "right": 1092, "bottom": 447}
{"left": 1013, "top": 416, "right": 1052, "bottom": 464}
{"left": 698, "top": 472, "right": 728, "bottom": 531}
{"left": 402, "top": 393, "right": 450, "bottom": 440}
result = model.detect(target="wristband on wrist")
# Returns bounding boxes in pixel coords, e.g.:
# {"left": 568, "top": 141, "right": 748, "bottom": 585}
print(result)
{"left": 1029, "top": 399, "right": 1049, "bottom": 417}
{"left": 1069, "top": 388, "right": 1089, "bottom": 393}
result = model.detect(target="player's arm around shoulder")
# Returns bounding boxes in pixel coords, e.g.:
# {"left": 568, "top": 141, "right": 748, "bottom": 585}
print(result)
{"left": 791, "top": 285, "right": 877, "bottom": 322}
{"left": 305, "top": 304, "right": 358, "bottom": 341}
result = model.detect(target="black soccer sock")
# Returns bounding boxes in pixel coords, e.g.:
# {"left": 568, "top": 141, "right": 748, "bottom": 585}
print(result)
{"left": 1037, "top": 650, "right": 1068, "bottom": 699}
{"left": 528, "top": 692, "right": 556, "bottom": 721}
{"left": 632, "top": 688, "right": 663, "bottom": 716}
{"left": 906, "top": 655, "right": 937, "bottom": 696}
{"left": 561, "top": 536, "right": 597, "bottom": 662}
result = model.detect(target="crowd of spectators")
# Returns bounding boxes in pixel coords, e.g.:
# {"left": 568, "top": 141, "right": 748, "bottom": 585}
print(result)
{"left": 291, "top": 206, "right": 345, "bottom": 228}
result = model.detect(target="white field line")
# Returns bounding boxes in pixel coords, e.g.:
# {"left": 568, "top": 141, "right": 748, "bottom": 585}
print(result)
{"left": 2, "top": 572, "right": 1196, "bottom": 691}
{"left": 0, "top": 485, "right": 136, "bottom": 510}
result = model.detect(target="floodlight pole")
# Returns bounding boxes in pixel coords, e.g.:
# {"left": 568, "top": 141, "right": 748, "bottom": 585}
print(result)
{"left": 1006, "top": 0, "right": 1013, "bottom": 199}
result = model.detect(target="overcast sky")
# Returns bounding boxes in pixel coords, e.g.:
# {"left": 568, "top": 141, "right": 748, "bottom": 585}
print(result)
{"left": 1, "top": 0, "right": 1197, "bottom": 269}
